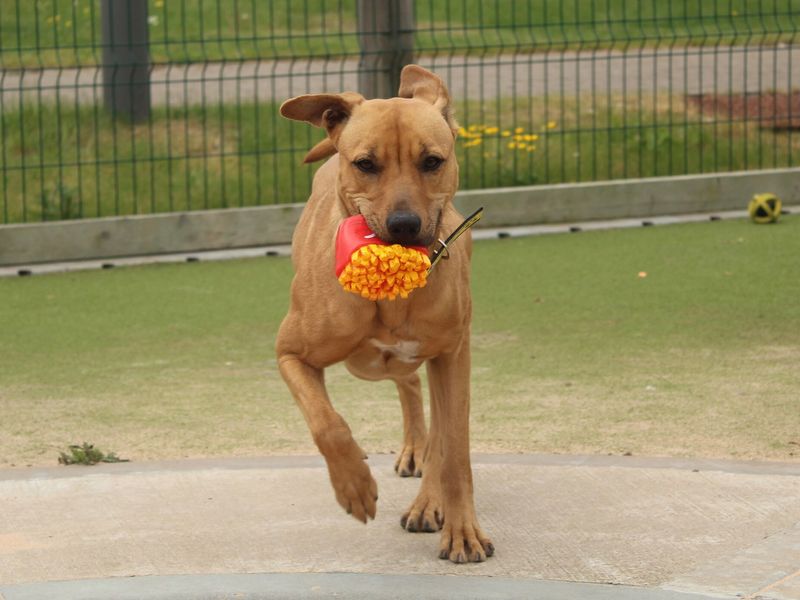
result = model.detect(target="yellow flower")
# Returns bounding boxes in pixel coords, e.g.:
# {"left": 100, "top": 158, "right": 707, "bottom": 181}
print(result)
{"left": 484, "top": 126, "right": 499, "bottom": 134}
{"left": 527, "top": 145, "right": 537, "bottom": 152}
{"left": 338, "top": 244, "right": 431, "bottom": 301}
{"left": 507, "top": 142, "right": 517, "bottom": 150}
{"left": 464, "top": 138, "right": 483, "bottom": 148}
{"left": 458, "top": 126, "right": 467, "bottom": 137}
{"left": 501, "top": 130, "right": 511, "bottom": 137}
{"left": 514, "top": 127, "right": 524, "bottom": 134}
{"left": 547, "top": 121, "right": 557, "bottom": 129}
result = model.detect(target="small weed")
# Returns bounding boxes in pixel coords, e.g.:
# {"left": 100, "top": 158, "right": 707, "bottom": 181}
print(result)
{"left": 58, "top": 442, "right": 129, "bottom": 466}
{"left": 39, "top": 183, "right": 81, "bottom": 221}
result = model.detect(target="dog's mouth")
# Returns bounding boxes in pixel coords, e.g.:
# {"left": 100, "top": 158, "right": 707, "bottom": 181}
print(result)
{"left": 390, "top": 233, "right": 435, "bottom": 247}
{"left": 363, "top": 212, "right": 439, "bottom": 248}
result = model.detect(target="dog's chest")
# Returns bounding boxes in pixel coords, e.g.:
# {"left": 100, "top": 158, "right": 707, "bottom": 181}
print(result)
{"left": 369, "top": 338, "right": 420, "bottom": 364}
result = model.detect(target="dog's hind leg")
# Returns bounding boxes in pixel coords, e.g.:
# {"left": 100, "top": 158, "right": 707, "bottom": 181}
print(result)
{"left": 343, "top": 353, "right": 427, "bottom": 478}
{"left": 400, "top": 381, "right": 443, "bottom": 534}
{"left": 395, "top": 374, "right": 427, "bottom": 478}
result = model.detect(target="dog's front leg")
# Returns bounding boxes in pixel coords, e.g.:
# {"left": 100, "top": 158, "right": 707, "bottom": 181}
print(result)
{"left": 427, "top": 339, "right": 494, "bottom": 563}
{"left": 278, "top": 355, "right": 378, "bottom": 523}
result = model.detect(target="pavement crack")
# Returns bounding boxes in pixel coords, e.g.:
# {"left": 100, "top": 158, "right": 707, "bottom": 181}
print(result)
{"left": 744, "top": 566, "right": 800, "bottom": 600}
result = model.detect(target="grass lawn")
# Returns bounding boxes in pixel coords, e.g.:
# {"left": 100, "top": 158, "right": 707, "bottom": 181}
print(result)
{"left": 3, "top": 94, "right": 798, "bottom": 223}
{"left": 1, "top": 0, "right": 796, "bottom": 68}
{"left": 1, "top": 215, "right": 799, "bottom": 467}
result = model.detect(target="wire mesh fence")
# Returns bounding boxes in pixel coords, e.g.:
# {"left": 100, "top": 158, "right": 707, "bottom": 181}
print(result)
{"left": 1, "top": 0, "right": 798, "bottom": 224}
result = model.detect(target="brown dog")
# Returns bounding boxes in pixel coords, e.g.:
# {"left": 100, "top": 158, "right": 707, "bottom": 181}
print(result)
{"left": 275, "top": 65, "right": 493, "bottom": 563}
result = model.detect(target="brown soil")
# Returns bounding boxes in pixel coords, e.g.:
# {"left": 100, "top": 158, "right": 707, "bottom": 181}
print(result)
{"left": 687, "top": 91, "right": 800, "bottom": 130}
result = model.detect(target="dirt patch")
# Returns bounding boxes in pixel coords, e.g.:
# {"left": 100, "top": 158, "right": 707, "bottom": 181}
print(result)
{"left": 687, "top": 91, "right": 800, "bottom": 130}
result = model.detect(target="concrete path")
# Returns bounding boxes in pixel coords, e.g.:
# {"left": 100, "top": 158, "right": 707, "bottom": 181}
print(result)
{"left": 3, "top": 207, "right": 797, "bottom": 278}
{"left": 2, "top": 45, "right": 799, "bottom": 108}
{"left": 1, "top": 453, "right": 799, "bottom": 599}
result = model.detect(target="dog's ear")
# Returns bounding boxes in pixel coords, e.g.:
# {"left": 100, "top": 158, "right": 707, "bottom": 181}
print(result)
{"left": 280, "top": 92, "right": 365, "bottom": 153}
{"left": 398, "top": 65, "right": 457, "bottom": 135}
{"left": 302, "top": 138, "right": 337, "bottom": 164}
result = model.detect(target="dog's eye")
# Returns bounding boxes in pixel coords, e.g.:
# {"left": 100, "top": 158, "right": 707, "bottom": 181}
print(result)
{"left": 354, "top": 158, "right": 377, "bottom": 174}
{"left": 422, "top": 156, "right": 444, "bottom": 172}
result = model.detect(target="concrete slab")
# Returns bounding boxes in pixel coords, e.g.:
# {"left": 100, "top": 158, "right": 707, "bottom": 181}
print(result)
{"left": 4, "top": 206, "right": 797, "bottom": 278}
{"left": 666, "top": 521, "right": 800, "bottom": 600}
{"left": 1, "top": 454, "right": 798, "bottom": 599}
{"left": 0, "top": 573, "right": 726, "bottom": 600}
{"left": 3, "top": 163, "right": 797, "bottom": 268}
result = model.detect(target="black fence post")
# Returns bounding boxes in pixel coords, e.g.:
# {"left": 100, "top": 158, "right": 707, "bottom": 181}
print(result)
{"left": 101, "top": 0, "right": 150, "bottom": 122}
{"left": 357, "top": 0, "right": 415, "bottom": 99}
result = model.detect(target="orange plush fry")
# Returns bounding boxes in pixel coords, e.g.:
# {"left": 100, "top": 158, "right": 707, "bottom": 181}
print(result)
{"left": 339, "top": 244, "right": 430, "bottom": 300}
{"left": 335, "top": 215, "right": 431, "bottom": 301}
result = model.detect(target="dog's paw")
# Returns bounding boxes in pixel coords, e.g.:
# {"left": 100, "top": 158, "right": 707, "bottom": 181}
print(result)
{"left": 327, "top": 454, "right": 378, "bottom": 524}
{"left": 400, "top": 490, "right": 442, "bottom": 533}
{"left": 438, "top": 515, "right": 494, "bottom": 563}
{"left": 394, "top": 442, "right": 424, "bottom": 478}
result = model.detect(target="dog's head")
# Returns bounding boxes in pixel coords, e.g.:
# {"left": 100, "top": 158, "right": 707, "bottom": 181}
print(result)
{"left": 280, "top": 65, "right": 458, "bottom": 247}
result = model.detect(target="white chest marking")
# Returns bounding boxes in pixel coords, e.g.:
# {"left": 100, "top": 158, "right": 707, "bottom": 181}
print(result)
{"left": 370, "top": 339, "right": 420, "bottom": 364}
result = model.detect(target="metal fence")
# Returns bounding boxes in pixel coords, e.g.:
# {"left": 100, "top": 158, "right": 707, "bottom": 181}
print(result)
{"left": 1, "top": 0, "right": 799, "bottom": 224}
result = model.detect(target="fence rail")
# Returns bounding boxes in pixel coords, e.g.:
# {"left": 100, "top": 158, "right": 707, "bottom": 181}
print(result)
{"left": 1, "top": 0, "right": 799, "bottom": 224}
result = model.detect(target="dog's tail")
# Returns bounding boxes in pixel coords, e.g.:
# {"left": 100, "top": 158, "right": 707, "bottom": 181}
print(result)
{"left": 303, "top": 138, "right": 337, "bottom": 163}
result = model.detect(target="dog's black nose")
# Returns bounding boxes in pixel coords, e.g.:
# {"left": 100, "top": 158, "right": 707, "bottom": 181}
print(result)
{"left": 386, "top": 211, "right": 422, "bottom": 245}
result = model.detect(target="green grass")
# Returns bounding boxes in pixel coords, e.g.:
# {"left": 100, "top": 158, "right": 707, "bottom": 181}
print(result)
{"left": 3, "top": 94, "right": 798, "bottom": 223}
{"left": 0, "top": 0, "right": 359, "bottom": 68}
{"left": 456, "top": 94, "right": 800, "bottom": 189}
{"left": 1, "top": 0, "right": 797, "bottom": 68}
{"left": 0, "top": 101, "right": 323, "bottom": 222}
{"left": 469, "top": 216, "right": 800, "bottom": 458}
{"left": 1, "top": 215, "right": 799, "bottom": 467}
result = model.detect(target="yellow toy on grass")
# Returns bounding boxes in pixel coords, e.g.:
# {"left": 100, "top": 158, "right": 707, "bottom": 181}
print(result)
{"left": 748, "top": 192, "right": 782, "bottom": 224}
